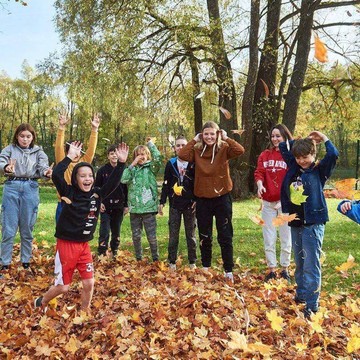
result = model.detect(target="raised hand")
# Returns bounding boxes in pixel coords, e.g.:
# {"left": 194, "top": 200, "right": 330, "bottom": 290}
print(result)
{"left": 194, "top": 133, "right": 202, "bottom": 142}
{"left": 67, "top": 141, "right": 83, "bottom": 160}
{"left": 115, "top": 142, "right": 129, "bottom": 163}
{"left": 219, "top": 129, "right": 228, "bottom": 140}
{"left": 91, "top": 113, "right": 101, "bottom": 131}
{"left": 58, "top": 112, "right": 70, "bottom": 129}
{"left": 308, "top": 131, "right": 328, "bottom": 144}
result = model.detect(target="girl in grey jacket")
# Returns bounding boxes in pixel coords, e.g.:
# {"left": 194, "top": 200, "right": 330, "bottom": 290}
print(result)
{"left": 0, "top": 123, "right": 52, "bottom": 272}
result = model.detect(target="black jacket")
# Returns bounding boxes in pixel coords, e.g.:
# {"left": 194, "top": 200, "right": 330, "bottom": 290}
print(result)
{"left": 95, "top": 163, "right": 128, "bottom": 210}
{"left": 160, "top": 157, "right": 195, "bottom": 210}
{"left": 52, "top": 157, "right": 125, "bottom": 242}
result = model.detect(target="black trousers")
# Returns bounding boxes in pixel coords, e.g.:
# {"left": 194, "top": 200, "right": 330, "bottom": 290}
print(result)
{"left": 196, "top": 193, "right": 234, "bottom": 272}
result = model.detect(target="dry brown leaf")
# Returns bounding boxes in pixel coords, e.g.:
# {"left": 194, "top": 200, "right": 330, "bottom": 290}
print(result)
{"left": 231, "top": 129, "right": 245, "bottom": 136}
{"left": 260, "top": 78, "right": 270, "bottom": 98}
{"left": 219, "top": 106, "right": 232, "bottom": 120}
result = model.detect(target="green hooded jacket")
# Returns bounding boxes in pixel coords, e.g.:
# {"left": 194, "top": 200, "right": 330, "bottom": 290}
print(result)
{"left": 121, "top": 142, "right": 162, "bottom": 214}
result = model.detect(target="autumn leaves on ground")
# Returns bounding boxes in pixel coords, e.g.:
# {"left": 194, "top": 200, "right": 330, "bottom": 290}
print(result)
{"left": 0, "top": 243, "right": 359, "bottom": 359}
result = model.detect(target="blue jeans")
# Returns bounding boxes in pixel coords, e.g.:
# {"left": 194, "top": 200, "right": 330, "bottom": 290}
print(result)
{"left": 0, "top": 180, "right": 39, "bottom": 266}
{"left": 291, "top": 224, "right": 325, "bottom": 312}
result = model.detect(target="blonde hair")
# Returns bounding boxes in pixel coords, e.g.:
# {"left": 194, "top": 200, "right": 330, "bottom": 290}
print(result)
{"left": 133, "top": 145, "right": 151, "bottom": 161}
{"left": 195, "top": 121, "right": 223, "bottom": 150}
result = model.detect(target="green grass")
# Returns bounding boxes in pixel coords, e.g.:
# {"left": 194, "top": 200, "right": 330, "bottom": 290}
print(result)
{"left": 2, "top": 186, "right": 359, "bottom": 295}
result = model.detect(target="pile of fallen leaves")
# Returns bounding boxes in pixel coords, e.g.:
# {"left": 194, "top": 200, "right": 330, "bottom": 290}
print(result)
{"left": 0, "top": 245, "right": 359, "bottom": 359}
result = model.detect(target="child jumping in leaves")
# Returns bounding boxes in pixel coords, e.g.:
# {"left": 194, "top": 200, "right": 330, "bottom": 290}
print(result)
{"left": 121, "top": 138, "right": 162, "bottom": 262}
{"left": 178, "top": 121, "right": 244, "bottom": 282}
{"left": 34, "top": 141, "right": 129, "bottom": 312}
{"left": 254, "top": 124, "right": 293, "bottom": 283}
{"left": 279, "top": 131, "right": 338, "bottom": 319}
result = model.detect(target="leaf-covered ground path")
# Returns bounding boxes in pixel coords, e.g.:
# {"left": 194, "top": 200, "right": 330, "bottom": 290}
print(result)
{"left": 0, "top": 245, "right": 359, "bottom": 359}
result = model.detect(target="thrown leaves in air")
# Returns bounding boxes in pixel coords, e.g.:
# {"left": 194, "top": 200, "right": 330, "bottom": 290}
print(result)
{"left": 314, "top": 35, "right": 328, "bottom": 63}
{"left": 219, "top": 106, "right": 232, "bottom": 120}
{"left": 272, "top": 213, "right": 299, "bottom": 226}
{"left": 173, "top": 183, "right": 184, "bottom": 196}
{"left": 231, "top": 129, "right": 245, "bottom": 136}
{"left": 249, "top": 214, "right": 265, "bottom": 226}
{"left": 290, "top": 185, "right": 308, "bottom": 205}
{"left": 195, "top": 92, "right": 205, "bottom": 100}
{"left": 102, "top": 138, "right": 111, "bottom": 142}
{"left": 260, "top": 79, "right": 270, "bottom": 98}
{"left": 61, "top": 196, "right": 72, "bottom": 204}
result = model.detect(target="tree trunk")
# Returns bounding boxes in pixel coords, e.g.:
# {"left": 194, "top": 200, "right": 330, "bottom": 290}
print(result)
{"left": 206, "top": 0, "right": 244, "bottom": 198}
{"left": 189, "top": 54, "right": 203, "bottom": 134}
{"left": 282, "top": 0, "right": 321, "bottom": 133}
{"left": 241, "top": 0, "right": 260, "bottom": 197}
{"left": 248, "top": 0, "right": 282, "bottom": 193}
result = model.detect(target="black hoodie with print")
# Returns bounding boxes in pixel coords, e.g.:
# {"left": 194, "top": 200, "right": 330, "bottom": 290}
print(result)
{"left": 52, "top": 157, "right": 125, "bottom": 242}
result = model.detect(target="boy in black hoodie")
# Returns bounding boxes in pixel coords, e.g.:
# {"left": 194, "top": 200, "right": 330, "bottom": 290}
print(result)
{"left": 34, "top": 141, "right": 129, "bottom": 312}
{"left": 95, "top": 144, "right": 128, "bottom": 257}
{"left": 159, "top": 135, "right": 197, "bottom": 269}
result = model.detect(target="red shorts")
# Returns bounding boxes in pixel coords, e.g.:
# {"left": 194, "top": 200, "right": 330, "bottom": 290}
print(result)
{"left": 54, "top": 239, "right": 94, "bottom": 286}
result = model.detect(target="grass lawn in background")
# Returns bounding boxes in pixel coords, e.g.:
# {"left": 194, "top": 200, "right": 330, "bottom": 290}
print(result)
{"left": 2, "top": 185, "right": 359, "bottom": 296}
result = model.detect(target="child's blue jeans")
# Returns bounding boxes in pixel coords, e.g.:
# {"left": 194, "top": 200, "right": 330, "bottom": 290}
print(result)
{"left": 291, "top": 224, "right": 325, "bottom": 312}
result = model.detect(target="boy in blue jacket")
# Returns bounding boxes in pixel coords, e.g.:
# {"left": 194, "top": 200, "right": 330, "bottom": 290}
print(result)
{"left": 159, "top": 135, "right": 197, "bottom": 269}
{"left": 280, "top": 131, "right": 338, "bottom": 319}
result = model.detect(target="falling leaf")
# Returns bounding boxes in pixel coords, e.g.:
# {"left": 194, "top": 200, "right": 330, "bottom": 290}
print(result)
{"left": 195, "top": 92, "right": 205, "bottom": 100}
{"left": 260, "top": 78, "right": 270, "bottom": 98}
{"left": 290, "top": 185, "right": 308, "bottom": 205}
{"left": 335, "top": 254, "right": 357, "bottom": 272}
{"left": 231, "top": 129, "right": 245, "bottom": 136}
{"left": 266, "top": 309, "right": 284, "bottom": 332}
{"left": 314, "top": 35, "right": 328, "bottom": 63}
{"left": 173, "top": 183, "right": 184, "bottom": 196}
{"left": 219, "top": 106, "right": 232, "bottom": 120}
{"left": 102, "top": 138, "right": 111, "bottom": 142}
{"left": 272, "top": 213, "right": 299, "bottom": 226}
{"left": 249, "top": 214, "right": 265, "bottom": 226}
{"left": 346, "top": 10, "right": 352, "bottom": 17}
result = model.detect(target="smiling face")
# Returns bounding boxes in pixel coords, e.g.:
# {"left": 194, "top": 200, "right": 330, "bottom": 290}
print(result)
{"left": 17, "top": 130, "right": 34, "bottom": 149}
{"left": 174, "top": 139, "right": 187, "bottom": 156}
{"left": 202, "top": 127, "right": 218, "bottom": 146}
{"left": 108, "top": 150, "right": 118, "bottom": 166}
{"left": 75, "top": 166, "right": 94, "bottom": 192}
{"left": 270, "top": 128, "right": 285, "bottom": 149}
{"left": 295, "top": 154, "right": 315, "bottom": 169}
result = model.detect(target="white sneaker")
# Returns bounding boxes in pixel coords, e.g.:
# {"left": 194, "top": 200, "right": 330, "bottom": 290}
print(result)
{"left": 189, "top": 263, "right": 196, "bottom": 269}
{"left": 225, "top": 272, "right": 234, "bottom": 283}
{"left": 202, "top": 267, "right": 210, "bottom": 271}
{"left": 169, "top": 263, "right": 176, "bottom": 270}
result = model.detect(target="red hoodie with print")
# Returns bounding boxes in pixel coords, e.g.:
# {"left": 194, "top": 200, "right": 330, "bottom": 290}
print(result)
{"left": 254, "top": 148, "right": 287, "bottom": 202}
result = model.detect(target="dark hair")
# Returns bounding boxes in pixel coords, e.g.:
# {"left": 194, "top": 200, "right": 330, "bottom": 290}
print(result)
{"left": 291, "top": 138, "right": 316, "bottom": 157}
{"left": 107, "top": 144, "right": 117, "bottom": 154}
{"left": 268, "top": 124, "right": 293, "bottom": 149}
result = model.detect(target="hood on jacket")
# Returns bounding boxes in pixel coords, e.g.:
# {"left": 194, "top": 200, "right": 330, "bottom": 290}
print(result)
{"left": 71, "top": 162, "right": 95, "bottom": 189}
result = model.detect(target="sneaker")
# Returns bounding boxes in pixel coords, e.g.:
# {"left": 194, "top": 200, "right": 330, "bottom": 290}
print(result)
{"left": 279, "top": 270, "right": 291, "bottom": 283}
{"left": 169, "top": 263, "right": 176, "bottom": 270}
{"left": 264, "top": 271, "right": 277, "bottom": 282}
{"left": 34, "top": 296, "right": 47, "bottom": 312}
{"left": 202, "top": 267, "right": 210, "bottom": 271}
{"left": 189, "top": 263, "right": 196, "bottom": 269}
{"left": 294, "top": 296, "right": 306, "bottom": 304}
{"left": 22, "top": 263, "right": 30, "bottom": 269}
{"left": 225, "top": 272, "right": 234, "bottom": 283}
{"left": 303, "top": 307, "right": 317, "bottom": 320}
